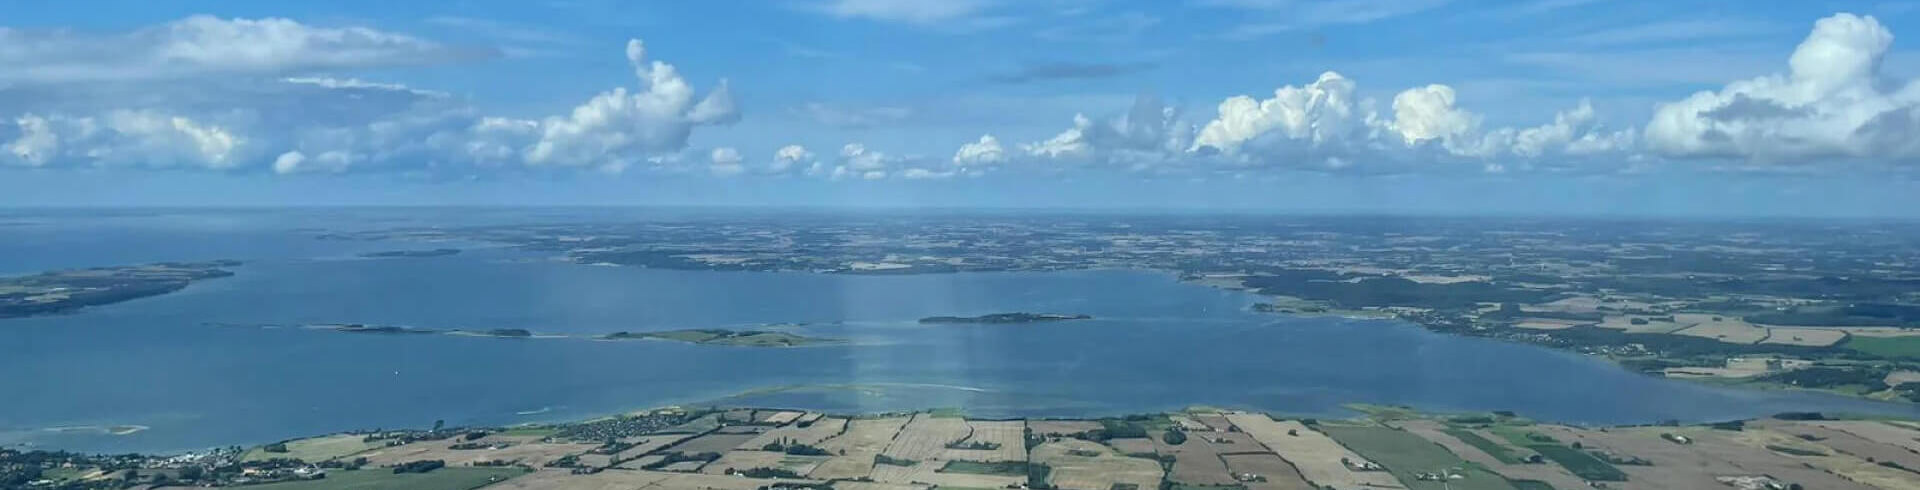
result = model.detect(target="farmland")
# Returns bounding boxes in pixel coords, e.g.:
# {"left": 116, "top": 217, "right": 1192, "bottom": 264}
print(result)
{"left": 23, "top": 406, "right": 1920, "bottom": 490}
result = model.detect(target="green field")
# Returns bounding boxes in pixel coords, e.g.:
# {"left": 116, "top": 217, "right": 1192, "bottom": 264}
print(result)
{"left": 241, "top": 467, "right": 528, "bottom": 490}
{"left": 1441, "top": 428, "right": 1523, "bottom": 464}
{"left": 243, "top": 434, "right": 381, "bottom": 463}
{"left": 1842, "top": 336, "right": 1920, "bottom": 360}
{"left": 1526, "top": 444, "right": 1627, "bottom": 482}
{"left": 939, "top": 460, "right": 1032, "bottom": 476}
{"left": 1319, "top": 426, "right": 1517, "bottom": 490}
{"left": 1508, "top": 480, "right": 1555, "bottom": 490}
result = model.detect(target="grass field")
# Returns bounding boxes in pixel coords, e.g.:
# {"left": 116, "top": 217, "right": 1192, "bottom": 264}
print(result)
{"left": 1441, "top": 429, "right": 1522, "bottom": 464}
{"left": 241, "top": 467, "right": 527, "bottom": 490}
{"left": 1317, "top": 426, "right": 1517, "bottom": 490}
{"left": 1507, "top": 480, "right": 1554, "bottom": 490}
{"left": 940, "top": 460, "right": 1031, "bottom": 476}
{"left": 1525, "top": 444, "right": 1626, "bottom": 481}
{"left": 1843, "top": 335, "right": 1920, "bottom": 360}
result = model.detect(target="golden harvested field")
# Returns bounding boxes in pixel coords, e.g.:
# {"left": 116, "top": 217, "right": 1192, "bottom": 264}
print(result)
{"left": 742, "top": 416, "right": 849, "bottom": 449}
{"left": 243, "top": 434, "right": 382, "bottom": 462}
{"left": 1194, "top": 431, "right": 1263, "bottom": 453}
{"left": 1760, "top": 326, "right": 1848, "bottom": 346}
{"left": 1029, "top": 420, "right": 1103, "bottom": 436}
{"left": 1671, "top": 314, "right": 1770, "bottom": 344}
{"left": 881, "top": 414, "right": 971, "bottom": 462}
{"left": 940, "top": 420, "right": 1025, "bottom": 462}
{"left": 1223, "top": 413, "right": 1399, "bottom": 489}
{"left": 1151, "top": 430, "right": 1238, "bottom": 486}
{"left": 809, "top": 416, "right": 910, "bottom": 480}
{"left": 701, "top": 451, "right": 831, "bottom": 475}
{"left": 612, "top": 434, "right": 694, "bottom": 464}
{"left": 671, "top": 433, "right": 761, "bottom": 454}
{"left": 1032, "top": 439, "right": 1164, "bottom": 490}
{"left": 1220, "top": 453, "right": 1315, "bottom": 490}
{"left": 831, "top": 481, "right": 930, "bottom": 490}
{"left": 1533, "top": 425, "right": 1876, "bottom": 490}
{"left": 758, "top": 410, "right": 805, "bottom": 425}
{"left": 1808, "top": 420, "right": 1920, "bottom": 453}
{"left": 1596, "top": 315, "right": 1691, "bottom": 334}
{"left": 1835, "top": 327, "right": 1920, "bottom": 338}
{"left": 1756, "top": 421, "right": 1920, "bottom": 475}
{"left": 1104, "top": 437, "right": 1158, "bottom": 454}
{"left": 1723, "top": 426, "right": 1920, "bottom": 490}
{"left": 490, "top": 468, "right": 673, "bottom": 490}
{"left": 355, "top": 435, "right": 595, "bottom": 467}
{"left": 614, "top": 454, "right": 666, "bottom": 470}
{"left": 1192, "top": 414, "right": 1234, "bottom": 432}
{"left": 871, "top": 461, "right": 1026, "bottom": 488}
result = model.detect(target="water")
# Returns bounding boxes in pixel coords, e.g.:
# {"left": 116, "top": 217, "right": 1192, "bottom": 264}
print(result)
{"left": 3, "top": 212, "right": 1918, "bottom": 453}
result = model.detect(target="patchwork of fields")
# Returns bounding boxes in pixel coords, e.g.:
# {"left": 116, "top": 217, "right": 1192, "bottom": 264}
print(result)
{"left": 206, "top": 407, "right": 1920, "bottom": 490}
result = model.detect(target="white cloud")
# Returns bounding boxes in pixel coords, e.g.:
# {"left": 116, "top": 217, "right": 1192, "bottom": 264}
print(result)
{"left": 2, "top": 110, "right": 246, "bottom": 169}
{"left": 1190, "top": 72, "right": 1366, "bottom": 154}
{"left": 953, "top": 135, "right": 1006, "bottom": 166}
{"left": 840, "top": 143, "right": 889, "bottom": 171}
{"left": 772, "top": 145, "right": 814, "bottom": 173}
{"left": 1645, "top": 13, "right": 1920, "bottom": 164}
{"left": 0, "top": 37, "right": 735, "bottom": 175}
{"left": 709, "top": 147, "right": 745, "bottom": 177}
{"left": 521, "top": 40, "right": 739, "bottom": 170}
{"left": 0, "top": 15, "right": 482, "bottom": 83}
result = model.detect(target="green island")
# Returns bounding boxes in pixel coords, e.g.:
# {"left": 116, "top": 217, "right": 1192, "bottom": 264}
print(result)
{"left": 358, "top": 248, "right": 463, "bottom": 259}
{"left": 13, "top": 402, "right": 1916, "bottom": 490}
{"left": 918, "top": 313, "right": 1094, "bottom": 324}
{"left": 600, "top": 328, "right": 838, "bottom": 347}
{"left": 0, "top": 260, "right": 239, "bottom": 319}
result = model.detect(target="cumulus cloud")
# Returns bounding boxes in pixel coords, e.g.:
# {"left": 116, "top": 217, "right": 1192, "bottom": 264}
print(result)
{"left": 3, "top": 111, "right": 245, "bottom": 169}
{"left": 1645, "top": 13, "right": 1920, "bottom": 164}
{"left": 953, "top": 135, "right": 1007, "bottom": 166}
{"left": 772, "top": 145, "right": 815, "bottom": 173}
{"left": 0, "top": 15, "right": 485, "bottom": 83}
{"left": 1007, "top": 71, "right": 1634, "bottom": 174}
{"left": 0, "top": 36, "right": 735, "bottom": 175}
{"left": 709, "top": 147, "right": 745, "bottom": 177}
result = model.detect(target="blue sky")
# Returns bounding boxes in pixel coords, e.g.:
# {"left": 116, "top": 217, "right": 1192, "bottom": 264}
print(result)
{"left": 1, "top": 0, "right": 1918, "bottom": 216}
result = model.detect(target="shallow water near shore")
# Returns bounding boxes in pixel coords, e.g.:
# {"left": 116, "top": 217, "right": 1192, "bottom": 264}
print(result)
{"left": 3, "top": 214, "right": 1919, "bottom": 453}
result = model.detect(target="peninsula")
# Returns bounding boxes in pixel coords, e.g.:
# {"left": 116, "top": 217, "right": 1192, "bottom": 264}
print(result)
{"left": 0, "top": 260, "right": 239, "bottom": 319}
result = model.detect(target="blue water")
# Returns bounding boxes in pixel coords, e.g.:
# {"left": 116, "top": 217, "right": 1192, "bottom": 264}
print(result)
{"left": 3, "top": 211, "right": 1918, "bottom": 453}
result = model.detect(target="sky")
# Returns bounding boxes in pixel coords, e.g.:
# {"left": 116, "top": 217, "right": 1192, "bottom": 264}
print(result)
{"left": 1, "top": 0, "right": 1919, "bottom": 216}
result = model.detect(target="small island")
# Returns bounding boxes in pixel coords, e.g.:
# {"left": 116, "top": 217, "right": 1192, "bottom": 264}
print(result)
{"left": 600, "top": 329, "right": 837, "bottom": 347}
{"left": 918, "top": 313, "right": 1093, "bottom": 324}
{"left": 358, "top": 248, "right": 462, "bottom": 258}
{"left": 327, "top": 323, "right": 440, "bottom": 335}
{"left": 0, "top": 260, "right": 240, "bottom": 319}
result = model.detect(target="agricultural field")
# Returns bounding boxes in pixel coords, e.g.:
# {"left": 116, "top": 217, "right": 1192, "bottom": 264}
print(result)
{"left": 741, "top": 416, "right": 849, "bottom": 449}
{"left": 933, "top": 419, "right": 1024, "bottom": 462}
{"left": 1151, "top": 430, "right": 1239, "bottom": 486}
{"left": 882, "top": 413, "right": 973, "bottom": 461}
{"left": 809, "top": 416, "right": 911, "bottom": 480}
{"left": 1031, "top": 439, "right": 1164, "bottom": 490}
{"left": 1395, "top": 421, "right": 1587, "bottom": 490}
{"left": 1843, "top": 335, "right": 1920, "bottom": 360}
{"left": 1529, "top": 424, "right": 1875, "bottom": 490}
{"left": 1029, "top": 420, "right": 1103, "bottom": 436}
{"left": 668, "top": 432, "right": 761, "bottom": 454}
{"left": 1217, "top": 453, "right": 1314, "bottom": 490}
{"left": 354, "top": 435, "right": 595, "bottom": 467}
{"left": 1223, "top": 413, "right": 1401, "bottom": 489}
{"left": 1317, "top": 424, "right": 1517, "bottom": 490}
{"left": 244, "top": 467, "right": 527, "bottom": 490}
{"left": 243, "top": 434, "right": 384, "bottom": 463}
{"left": 610, "top": 433, "right": 694, "bottom": 465}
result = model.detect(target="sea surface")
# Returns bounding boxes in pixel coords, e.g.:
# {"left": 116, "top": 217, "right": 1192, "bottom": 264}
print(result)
{"left": 4, "top": 209, "right": 1919, "bottom": 453}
